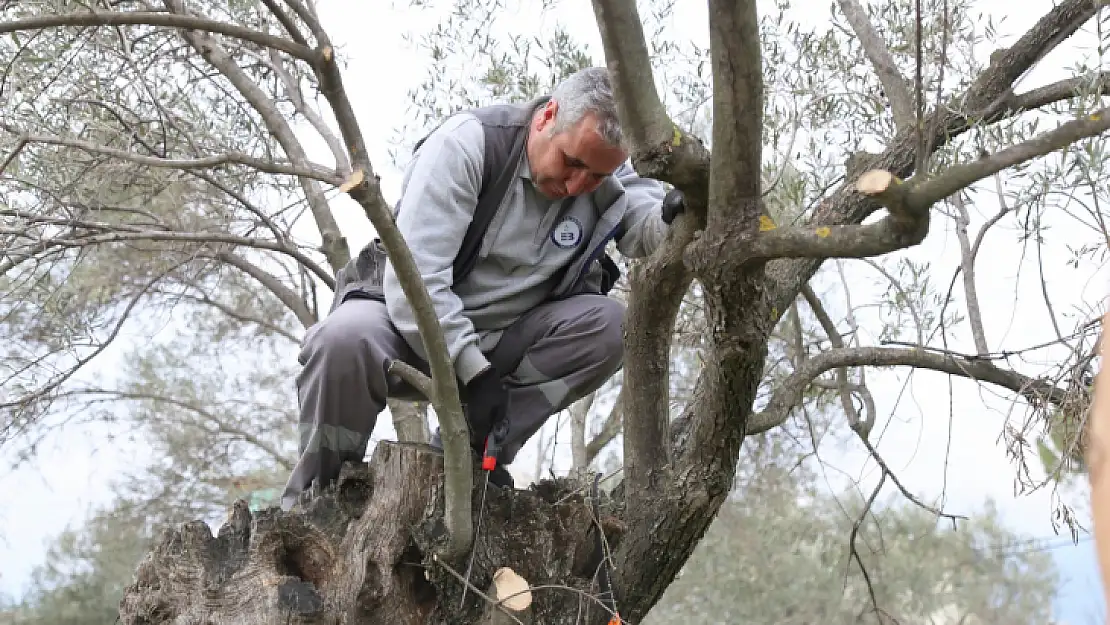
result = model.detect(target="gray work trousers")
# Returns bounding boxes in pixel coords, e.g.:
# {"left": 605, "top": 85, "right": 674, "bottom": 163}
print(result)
{"left": 280, "top": 294, "right": 625, "bottom": 511}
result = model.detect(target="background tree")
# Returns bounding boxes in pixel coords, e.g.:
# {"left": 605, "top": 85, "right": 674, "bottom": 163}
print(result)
{"left": 1, "top": 0, "right": 1108, "bottom": 623}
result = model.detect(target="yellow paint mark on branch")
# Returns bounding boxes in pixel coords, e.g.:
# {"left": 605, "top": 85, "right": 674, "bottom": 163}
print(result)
{"left": 759, "top": 215, "right": 776, "bottom": 231}
{"left": 672, "top": 126, "right": 682, "bottom": 147}
{"left": 815, "top": 226, "right": 831, "bottom": 238}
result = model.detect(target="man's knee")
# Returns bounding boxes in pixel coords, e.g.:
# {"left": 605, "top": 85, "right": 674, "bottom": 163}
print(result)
{"left": 300, "top": 299, "right": 397, "bottom": 377}
{"left": 574, "top": 295, "right": 626, "bottom": 376}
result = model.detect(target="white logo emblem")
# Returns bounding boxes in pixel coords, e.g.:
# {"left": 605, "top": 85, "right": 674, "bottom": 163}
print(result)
{"left": 551, "top": 216, "right": 583, "bottom": 249}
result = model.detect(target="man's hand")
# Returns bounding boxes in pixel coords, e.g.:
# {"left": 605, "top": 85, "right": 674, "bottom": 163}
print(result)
{"left": 661, "top": 188, "right": 686, "bottom": 224}
{"left": 463, "top": 366, "right": 510, "bottom": 451}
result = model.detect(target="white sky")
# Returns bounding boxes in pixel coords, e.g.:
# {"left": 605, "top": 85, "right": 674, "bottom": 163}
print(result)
{"left": 1, "top": 1, "right": 1107, "bottom": 623}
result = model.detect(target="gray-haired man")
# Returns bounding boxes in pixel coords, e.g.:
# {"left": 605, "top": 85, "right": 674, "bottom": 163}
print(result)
{"left": 280, "top": 67, "right": 686, "bottom": 511}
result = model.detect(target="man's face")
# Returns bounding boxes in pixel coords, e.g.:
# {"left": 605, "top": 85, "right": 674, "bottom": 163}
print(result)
{"left": 526, "top": 101, "right": 627, "bottom": 200}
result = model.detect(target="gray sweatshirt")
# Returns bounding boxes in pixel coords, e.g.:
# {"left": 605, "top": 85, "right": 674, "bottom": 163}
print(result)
{"left": 382, "top": 112, "right": 671, "bottom": 384}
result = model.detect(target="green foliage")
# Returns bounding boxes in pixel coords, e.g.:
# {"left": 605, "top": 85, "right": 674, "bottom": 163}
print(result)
{"left": 645, "top": 465, "right": 1060, "bottom": 625}
{"left": 5, "top": 499, "right": 156, "bottom": 625}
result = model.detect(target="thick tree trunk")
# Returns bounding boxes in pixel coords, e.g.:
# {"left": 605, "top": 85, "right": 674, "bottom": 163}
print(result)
{"left": 117, "top": 441, "right": 622, "bottom": 625}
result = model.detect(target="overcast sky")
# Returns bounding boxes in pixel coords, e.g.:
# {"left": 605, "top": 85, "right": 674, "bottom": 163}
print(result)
{"left": 1, "top": 0, "right": 1107, "bottom": 623}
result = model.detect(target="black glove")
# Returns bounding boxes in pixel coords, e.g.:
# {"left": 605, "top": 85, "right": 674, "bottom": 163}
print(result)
{"left": 661, "top": 188, "right": 686, "bottom": 224}
{"left": 463, "top": 366, "right": 510, "bottom": 452}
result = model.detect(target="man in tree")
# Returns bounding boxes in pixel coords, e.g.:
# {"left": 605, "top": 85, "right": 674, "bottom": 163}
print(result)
{"left": 280, "top": 67, "right": 685, "bottom": 511}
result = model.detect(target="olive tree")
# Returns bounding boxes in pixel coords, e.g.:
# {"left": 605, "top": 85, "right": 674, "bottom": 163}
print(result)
{"left": 1, "top": 0, "right": 1107, "bottom": 623}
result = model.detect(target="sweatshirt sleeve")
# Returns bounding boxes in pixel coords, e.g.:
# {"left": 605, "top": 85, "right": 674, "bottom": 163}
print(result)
{"left": 611, "top": 159, "right": 670, "bottom": 259}
{"left": 382, "top": 114, "right": 492, "bottom": 384}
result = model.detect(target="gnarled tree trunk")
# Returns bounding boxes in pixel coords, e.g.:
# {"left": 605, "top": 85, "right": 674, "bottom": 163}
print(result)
{"left": 118, "top": 442, "right": 622, "bottom": 625}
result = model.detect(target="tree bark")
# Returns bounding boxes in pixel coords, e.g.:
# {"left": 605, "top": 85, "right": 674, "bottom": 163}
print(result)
{"left": 117, "top": 442, "right": 622, "bottom": 625}
{"left": 389, "top": 399, "right": 431, "bottom": 444}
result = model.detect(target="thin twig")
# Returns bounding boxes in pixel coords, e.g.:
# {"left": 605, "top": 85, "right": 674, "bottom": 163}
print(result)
{"left": 431, "top": 555, "right": 526, "bottom": 625}
{"left": 847, "top": 471, "right": 887, "bottom": 624}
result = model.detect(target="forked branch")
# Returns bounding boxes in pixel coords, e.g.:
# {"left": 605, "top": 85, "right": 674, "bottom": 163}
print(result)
{"left": 589, "top": 0, "right": 708, "bottom": 518}
{"left": 725, "top": 107, "right": 1110, "bottom": 265}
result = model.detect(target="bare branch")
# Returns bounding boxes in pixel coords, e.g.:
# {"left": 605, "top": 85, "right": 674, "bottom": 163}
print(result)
{"left": 848, "top": 471, "right": 886, "bottom": 621}
{"left": 7, "top": 129, "right": 342, "bottom": 184}
{"left": 257, "top": 0, "right": 308, "bottom": 46}
{"left": 586, "top": 386, "right": 625, "bottom": 465}
{"left": 163, "top": 0, "right": 350, "bottom": 272}
{"left": 949, "top": 192, "right": 990, "bottom": 355}
{"left": 1009, "top": 70, "right": 1110, "bottom": 112}
{"left": 587, "top": 0, "right": 710, "bottom": 519}
{"left": 0, "top": 10, "right": 315, "bottom": 61}
{"left": 725, "top": 207, "right": 930, "bottom": 261}
{"left": 310, "top": 38, "right": 474, "bottom": 557}
{"left": 388, "top": 360, "right": 435, "bottom": 403}
{"left": 800, "top": 284, "right": 865, "bottom": 432}
{"left": 208, "top": 251, "right": 316, "bottom": 329}
{"left": 569, "top": 392, "right": 597, "bottom": 473}
{"left": 0, "top": 135, "right": 27, "bottom": 175}
{"left": 0, "top": 222, "right": 335, "bottom": 291}
{"left": 749, "top": 346, "right": 1068, "bottom": 434}
{"left": 835, "top": 0, "right": 916, "bottom": 129}
{"left": 266, "top": 47, "right": 351, "bottom": 175}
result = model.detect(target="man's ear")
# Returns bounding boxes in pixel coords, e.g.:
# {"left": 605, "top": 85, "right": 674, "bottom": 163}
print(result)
{"left": 536, "top": 100, "right": 559, "bottom": 131}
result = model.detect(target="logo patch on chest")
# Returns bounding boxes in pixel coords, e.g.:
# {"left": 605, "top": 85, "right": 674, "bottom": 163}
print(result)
{"left": 551, "top": 216, "right": 584, "bottom": 249}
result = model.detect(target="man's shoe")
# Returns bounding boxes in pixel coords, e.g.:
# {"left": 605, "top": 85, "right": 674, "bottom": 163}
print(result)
{"left": 486, "top": 464, "right": 514, "bottom": 489}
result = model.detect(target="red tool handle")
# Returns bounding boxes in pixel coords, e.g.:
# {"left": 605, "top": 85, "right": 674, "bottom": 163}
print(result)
{"left": 481, "top": 420, "right": 509, "bottom": 471}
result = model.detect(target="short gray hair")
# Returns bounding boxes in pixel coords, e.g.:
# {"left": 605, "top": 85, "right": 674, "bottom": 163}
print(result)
{"left": 549, "top": 67, "right": 625, "bottom": 149}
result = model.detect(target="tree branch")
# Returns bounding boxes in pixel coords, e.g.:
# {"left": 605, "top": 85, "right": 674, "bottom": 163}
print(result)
{"left": 909, "top": 106, "right": 1110, "bottom": 205}
{"left": 163, "top": 0, "right": 350, "bottom": 272}
{"left": 0, "top": 10, "right": 315, "bottom": 61}
{"left": 310, "top": 37, "right": 473, "bottom": 558}
{"left": 800, "top": 284, "right": 867, "bottom": 433}
{"left": 0, "top": 222, "right": 335, "bottom": 290}
{"left": 764, "top": 0, "right": 1108, "bottom": 323}
{"left": 835, "top": 0, "right": 916, "bottom": 130}
{"left": 1009, "top": 70, "right": 1110, "bottom": 113}
{"left": 586, "top": 386, "right": 625, "bottom": 465}
{"left": 155, "top": 286, "right": 300, "bottom": 344}
{"left": 719, "top": 105, "right": 1110, "bottom": 266}
{"left": 257, "top": 0, "right": 308, "bottom": 46}
{"left": 588, "top": 0, "right": 672, "bottom": 156}
{"left": 590, "top": 0, "right": 707, "bottom": 545}
{"left": 266, "top": 48, "right": 352, "bottom": 175}
{"left": 569, "top": 392, "right": 596, "bottom": 473}
{"left": 207, "top": 250, "right": 316, "bottom": 329}
{"left": 6, "top": 129, "right": 342, "bottom": 184}
{"left": 748, "top": 346, "right": 1068, "bottom": 434}
{"left": 949, "top": 192, "right": 990, "bottom": 355}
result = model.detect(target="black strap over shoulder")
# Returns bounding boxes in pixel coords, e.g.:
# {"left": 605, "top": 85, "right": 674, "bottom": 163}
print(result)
{"left": 452, "top": 123, "right": 528, "bottom": 284}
